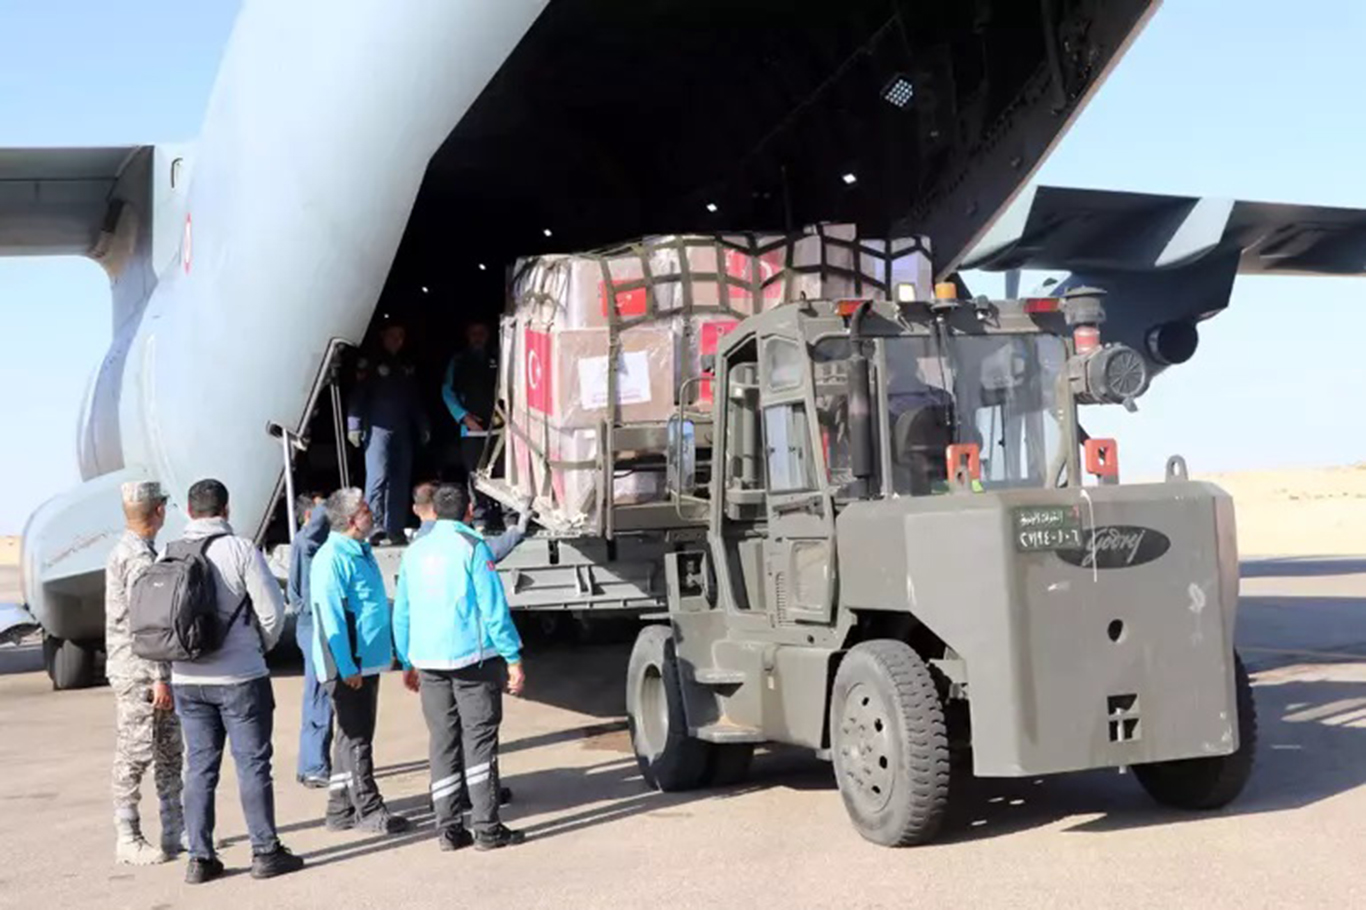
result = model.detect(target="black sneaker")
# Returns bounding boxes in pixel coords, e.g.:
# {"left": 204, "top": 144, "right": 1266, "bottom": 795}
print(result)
{"left": 437, "top": 827, "right": 474, "bottom": 852}
{"left": 356, "top": 810, "right": 410, "bottom": 835}
{"left": 185, "top": 856, "right": 225, "bottom": 885}
{"left": 474, "top": 824, "right": 526, "bottom": 851}
{"left": 251, "top": 845, "right": 305, "bottom": 880}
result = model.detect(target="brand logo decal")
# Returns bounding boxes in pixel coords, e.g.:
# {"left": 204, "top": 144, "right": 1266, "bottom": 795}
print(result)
{"left": 1056, "top": 525, "right": 1170, "bottom": 569}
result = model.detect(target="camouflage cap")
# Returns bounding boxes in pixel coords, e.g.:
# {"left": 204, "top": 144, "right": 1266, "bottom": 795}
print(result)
{"left": 120, "top": 481, "right": 167, "bottom": 505}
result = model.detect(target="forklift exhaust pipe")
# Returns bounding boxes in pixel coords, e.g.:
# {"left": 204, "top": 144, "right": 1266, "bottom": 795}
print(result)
{"left": 848, "top": 301, "right": 875, "bottom": 479}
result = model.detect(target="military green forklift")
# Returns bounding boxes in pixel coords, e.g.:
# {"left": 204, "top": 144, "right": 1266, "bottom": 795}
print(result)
{"left": 625, "top": 285, "right": 1256, "bottom": 847}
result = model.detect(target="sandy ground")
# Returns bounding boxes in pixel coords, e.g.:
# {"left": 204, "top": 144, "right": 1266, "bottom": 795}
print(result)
{"left": 1195, "top": 464, "right": 1366, "bottom": 558}
{"left": 0, "top": 469, "right": 1364, "bottom": 908}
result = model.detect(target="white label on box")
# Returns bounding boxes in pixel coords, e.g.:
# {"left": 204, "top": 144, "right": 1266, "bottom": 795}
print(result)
{"left": 578, "top": 351, "right": 653, "bottom": 410}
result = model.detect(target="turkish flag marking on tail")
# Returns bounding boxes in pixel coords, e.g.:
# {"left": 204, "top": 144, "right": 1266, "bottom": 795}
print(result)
{"left": 525, "top": 328, "right": 552, "bottom": 414}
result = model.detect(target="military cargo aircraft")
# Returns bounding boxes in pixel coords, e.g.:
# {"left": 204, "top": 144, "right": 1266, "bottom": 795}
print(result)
{"left": 6, "top": 0, "right": 1365, "bottom": 689}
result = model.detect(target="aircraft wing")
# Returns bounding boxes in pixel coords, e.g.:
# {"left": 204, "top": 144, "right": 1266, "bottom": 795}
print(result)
{"left": 0, "top": 146, "right": 149, "bottom": 258}
{"left": 960, "top": 184, "right": 1366, "bottom": 277}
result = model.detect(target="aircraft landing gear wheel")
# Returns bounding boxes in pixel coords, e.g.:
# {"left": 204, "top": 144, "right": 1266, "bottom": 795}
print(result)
{"left": 44, "top": 636, "right": 97, "bottom": 691}
{"left": 831, "top": 640, "right": 950, "bottom": 847}
{"left": 626, "top": 625, "right": 710, "bottom": 792}
{"left": 1133, "top": 651, "right": 1257, "bottom": 810}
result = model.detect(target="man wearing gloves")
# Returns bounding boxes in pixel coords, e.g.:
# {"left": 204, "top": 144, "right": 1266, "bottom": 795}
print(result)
{"left": 347, "top": 321, "right": 430, "bottom": 544}
{"left": 310, "top": 488, "right": 410, "bottom": 835}
{"left": 441, "top": 321, "right": 499, "bottom": 529}
{"left": 105, "top": 480, "right": 183, "bottom": 866}
{"left": 393, "top": 482, "right": 526, "bottom": 852}
{"left": 287, "top": 494, "right": 332, "bottom": 789}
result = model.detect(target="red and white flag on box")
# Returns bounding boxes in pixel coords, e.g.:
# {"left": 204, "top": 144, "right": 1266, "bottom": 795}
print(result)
{"left": 525, "top": 327, "right": 553, "bottom": 414}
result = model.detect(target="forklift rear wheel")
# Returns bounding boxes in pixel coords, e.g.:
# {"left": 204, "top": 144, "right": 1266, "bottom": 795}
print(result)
{"left": 831, "top": 640, "right": 950, "bottom": 847}
{"left": 1133, "top": 651, "right": 1257, "bottom": 810}
{"left": 44, "top": 636, "right": 98, "bottom": 691}
{"left": 626, "top": 625, "right": 711, "bottom": 792}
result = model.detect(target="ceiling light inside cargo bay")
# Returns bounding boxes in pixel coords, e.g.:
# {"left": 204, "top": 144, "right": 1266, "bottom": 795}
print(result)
{"left": 881, "top": 74, "right": 914, "bottom": 109}
{"left": 421, "top": 286, "right": 429, "bottom": 294}
{"left": 478, "top": 263, "right": 487, "bottom": 271}
{"left": 543, "top": 228, "right": 553, "bottom": 237}
{"left": 842, "top": 173, "right": 857, "bottom": 185}
{"left": 706, "top": 202, "right": 718, "bottom": 213}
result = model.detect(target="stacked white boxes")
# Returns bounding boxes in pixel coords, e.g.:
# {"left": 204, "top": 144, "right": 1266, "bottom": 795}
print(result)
{"left": 496, "top": 224, "right": 932, "bottom": 534}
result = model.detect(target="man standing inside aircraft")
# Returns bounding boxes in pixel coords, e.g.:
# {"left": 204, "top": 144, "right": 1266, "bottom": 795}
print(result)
{"left": 311, "top": 488, "right": 411, "bottom": 836}
{"left": 348, "top": 320, "right": 430, "bottom": 545}
{"left": 106, "top": 480, "right": 183, "bottom": 867}
{"left": 441, "top": 320, "right": 500, "bottom": 530}
{"left": 394, "top": 482, "right": 526, "bottom": 852}
{"left": 288, "top": 493, "right": 333, "bottom": 789}
{"left": 171, "top": 479, "right": 302, "bottom": 884}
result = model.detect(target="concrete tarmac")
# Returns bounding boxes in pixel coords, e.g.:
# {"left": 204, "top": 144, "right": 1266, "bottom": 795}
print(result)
{"left": 1, "top": 558, "right": 1364, "bottom": 909}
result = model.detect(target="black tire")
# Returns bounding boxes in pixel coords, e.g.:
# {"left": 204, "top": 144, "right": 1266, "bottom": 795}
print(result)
{"left": 45, "top": 636, "right": 97, "bottom": 691}
{"left": 626, "top": 625, "right": 711, "bottom": 791}
{"left": 1133, "top": 651, "right": 1257, "bottom": 810}
{"left": 830, "top": 640, "right": 950, "bottom": 847}
{"left": 703, "top": 743, "right": 755, "bottom": 787}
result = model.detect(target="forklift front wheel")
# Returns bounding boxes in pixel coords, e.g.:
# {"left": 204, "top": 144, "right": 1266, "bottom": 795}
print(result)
{"left": 1132, "top": 651, "right": 1257, "bottom": 810}
{"left": 626, "top": 625, "right": 711, "bottom": 792}
{"left": 830, "top": 640, "right": 951, "bottom": 847}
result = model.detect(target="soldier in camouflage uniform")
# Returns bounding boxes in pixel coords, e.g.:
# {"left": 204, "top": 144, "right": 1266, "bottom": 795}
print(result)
{"left": 106, "top": 480, "right": 184, "bottom": 865}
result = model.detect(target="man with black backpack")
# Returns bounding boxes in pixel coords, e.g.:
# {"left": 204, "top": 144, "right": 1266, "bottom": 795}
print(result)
{"left": 166, "top": 479, "right": 302, "bottom": 884}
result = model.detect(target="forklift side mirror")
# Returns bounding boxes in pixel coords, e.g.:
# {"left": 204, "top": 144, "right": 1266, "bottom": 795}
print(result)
{"left": 668, "top": 416, "right": 698, "bottom": 496}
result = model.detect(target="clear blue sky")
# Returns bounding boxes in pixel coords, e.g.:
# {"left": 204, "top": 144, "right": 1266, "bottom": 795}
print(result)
{"left": 1, "top": 0, "right": 1364, "bottom": 532}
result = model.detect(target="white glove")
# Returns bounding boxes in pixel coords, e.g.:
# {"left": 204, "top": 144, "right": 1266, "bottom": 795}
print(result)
{"left": 347, "top": 430, "right": 363, "bottom": 448}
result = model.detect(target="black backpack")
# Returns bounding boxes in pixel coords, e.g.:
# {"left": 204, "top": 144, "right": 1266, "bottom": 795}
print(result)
{"left": 129, "top": 534, "right": 251, "bottom": 662}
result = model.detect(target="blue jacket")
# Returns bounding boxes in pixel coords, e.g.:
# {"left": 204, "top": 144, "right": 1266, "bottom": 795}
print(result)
{"left": 287, "top": 507, "right": 332, "bottom": 615}
{"left": 310, "top": 532, "right": 394, "bottom": 681}
{"left": 441, "top": 347, "right": 497, "bottom": 438}
{"left": 414, "top": 519, "right": 525, "bottom": 562}
{"left": 393, "top": 520, "right": 521, "bottom": 672}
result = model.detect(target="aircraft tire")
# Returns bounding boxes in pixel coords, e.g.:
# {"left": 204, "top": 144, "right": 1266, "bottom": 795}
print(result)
{"left": 45, "top": 636, "right": 97, "bottom": 691}
{"left": 626, "top": 625, "right": 710, "bottom": 792}
{"left": 830, "top": 640, "right": 950, "bottom": 847}
{"left": 1133, "top": 651, "right": 1257, "bottom": 810}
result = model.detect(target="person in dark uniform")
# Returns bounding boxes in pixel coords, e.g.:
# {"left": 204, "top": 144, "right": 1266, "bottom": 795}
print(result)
{"left": 441, "top": 321, "right": 499, "bottom": 529}
{"left": 347, "top": 321, "right": 430, "bottom": 544}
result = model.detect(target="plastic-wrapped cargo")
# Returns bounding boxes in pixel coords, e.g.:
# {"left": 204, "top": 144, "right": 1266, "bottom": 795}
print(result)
{"left": 492, "top": 225, "right": 932, "bottom": 535}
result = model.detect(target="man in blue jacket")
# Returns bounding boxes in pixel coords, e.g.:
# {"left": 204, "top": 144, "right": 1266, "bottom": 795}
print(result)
{"left": 411, "top": 479, "right": 531, "bottom": 561}
{"left": 288, "top": 494, "right": 332, "bottom": 789}
{"left": 310, "top": 488, "right": 410, "bottom": 835}
{"left": 441, "top": 321, "right": 499, "bottom": 529}
{"left": 393, "top": 482, "right": 526, "bottom": 852}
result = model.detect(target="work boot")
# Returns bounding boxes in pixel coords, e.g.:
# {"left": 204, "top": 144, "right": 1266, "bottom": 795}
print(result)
{"left": 185, "top": 856, "right": 225, "bottom": 885}
{"left": 437, "top": 826, "right": 474, "bottom": 852}
{"left": 159, "top": 799, "right": 185, "bottom": 858}
{"left": 251, "top": 845, "right": 305, "bottom": 880}
{"left": 355, "top": 808, "right": 410, "bottom": 835}
{"left": 114, "top": 813, "right": 167, "bottom": 866}
{"left": 473, "top": 824, "right": 526, "bottom": 851}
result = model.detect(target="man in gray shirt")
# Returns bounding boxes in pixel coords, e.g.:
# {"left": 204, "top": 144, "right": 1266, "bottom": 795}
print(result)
{"left": 170, "top": 479, "right": 303, "bottom": 885}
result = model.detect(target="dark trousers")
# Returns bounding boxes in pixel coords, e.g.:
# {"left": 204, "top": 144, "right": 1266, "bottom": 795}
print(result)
{"left": 325, "top": 675, "right": 386, "bottom": 823}
{"left": 295, "top": 612, "right": 333, "bottom": 779}
{"left": 174, "top": 677, "right": 279, "bottom": 859}
{"left": 459, "top": 436, "right": 498, "bottom": 526}
{"left": 419, "top": 662, "right": 505, "bottom": 835}
{"left": 364, "top": 426, "right": 413, "bottom": 539}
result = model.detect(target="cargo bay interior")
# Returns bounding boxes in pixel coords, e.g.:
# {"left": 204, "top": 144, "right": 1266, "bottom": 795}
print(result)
{"left": 269, "top": 0, "right": 1153, "bottom": 542}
